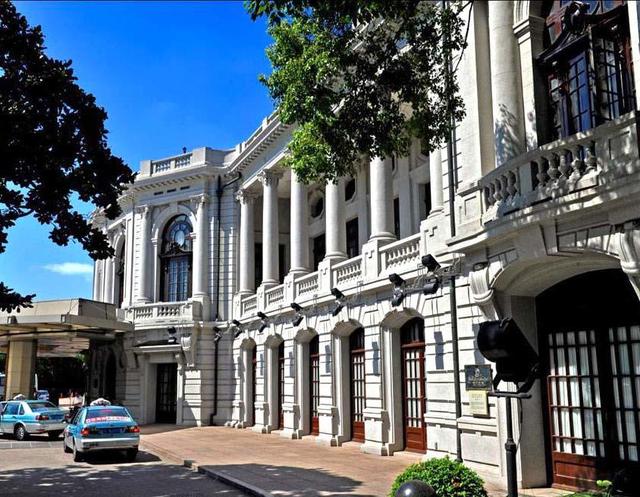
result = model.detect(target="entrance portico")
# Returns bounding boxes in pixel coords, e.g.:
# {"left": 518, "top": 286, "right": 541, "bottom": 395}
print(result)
{"left": 0, "top": 298, "right": 133, "bottom": 400}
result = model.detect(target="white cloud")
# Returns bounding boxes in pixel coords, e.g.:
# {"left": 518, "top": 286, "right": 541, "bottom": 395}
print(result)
{"left": 44, "top": 262, "right": 94, "bottom": 279}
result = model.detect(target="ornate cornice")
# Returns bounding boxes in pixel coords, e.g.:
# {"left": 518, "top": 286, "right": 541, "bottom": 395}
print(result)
{"left": 258, "top": 169, "right": 283, "bottom": 188}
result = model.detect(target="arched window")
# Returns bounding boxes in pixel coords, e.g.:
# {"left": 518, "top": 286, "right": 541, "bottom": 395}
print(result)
{"left": 160, "top": 215, "right": 193, "bottom": 302}
{"left": 539, "top": 1, "right": 635, "bottom": 141}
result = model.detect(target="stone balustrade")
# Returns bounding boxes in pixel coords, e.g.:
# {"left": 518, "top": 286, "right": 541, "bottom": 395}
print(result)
{"left": 333, "top": 256, "right": 363, "bottom": 287}
{"left": 124, "top": 300, "right": 202, "bottom": 322}
{"left": 379, "top": 234, "right": 421, "bottom": 274}
{"left": 480, "top": 111, "right": 639, "bottom": 224}
{"left": 295, "top": 273, "right": 319, "bottom": 298}
{"left": 150, "top": 153, "right": 193, "bottom": 175}
{"left": 265, "top": 284, "right": 285, "bottom": 308}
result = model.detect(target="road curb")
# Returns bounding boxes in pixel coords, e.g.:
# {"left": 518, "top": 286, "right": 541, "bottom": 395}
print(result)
{"left": 140, "top": 439, "right": 273, "bottom": 497}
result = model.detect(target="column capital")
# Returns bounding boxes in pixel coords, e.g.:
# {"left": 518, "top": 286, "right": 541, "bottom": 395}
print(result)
{"left": 235, "top": 188, "right": 258, "bottom": 204}
{"left": 135, "top": 205, "right": 151, "bottom": 218}
{"left": 258, "top": 169, "right": 283, "bottom": 188}
{"left": 189, "top": 194, "right": 209, "bottom": 209}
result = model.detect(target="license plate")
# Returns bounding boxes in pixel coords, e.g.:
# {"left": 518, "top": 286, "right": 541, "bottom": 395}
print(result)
{"left": 102, "top": 428, "right": 122, "bottom": 434}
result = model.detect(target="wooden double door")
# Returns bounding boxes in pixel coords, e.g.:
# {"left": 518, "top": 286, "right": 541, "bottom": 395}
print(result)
{"left": 310, "top": 336, "right": 320, "bottom": 435}
{"left": 539, "top": 269, "right": 640, "bottom": 489}
{"left": 401, "top": 319, "right": 427, "bottom": 452}
{"left": 350, "top": 329, "right": 366, "bottom": 442}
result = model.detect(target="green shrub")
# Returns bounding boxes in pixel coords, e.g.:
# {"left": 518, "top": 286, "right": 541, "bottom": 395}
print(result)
{"left": 389, "top": 457, "right": 488, "bottom": 497}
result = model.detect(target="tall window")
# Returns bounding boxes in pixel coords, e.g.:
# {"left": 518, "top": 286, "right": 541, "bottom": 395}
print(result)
{"left": 346, "top": 218, "right": 359, "bottom": 258}
{"left": 116, "top": 242, "right": 125, "bottom": 307}
{"left": 160, "top": 215, "right": 192, "bottom": 302}
{"left": 539, "top": 1, "right": 634, "bottom": 141}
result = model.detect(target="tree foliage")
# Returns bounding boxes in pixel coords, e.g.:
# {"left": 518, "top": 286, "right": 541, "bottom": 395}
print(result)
{"left": 246, "top": 0, "right": 468, "bottom": 184}
{"left": 0, "top": 1, "right": 135, "bottom": 312}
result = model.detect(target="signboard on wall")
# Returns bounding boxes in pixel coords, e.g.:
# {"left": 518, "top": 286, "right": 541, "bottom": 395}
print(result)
{"left": 464, "top": 365, "right": 492, "bottom": 391}
{"left": 468, "top": 390, "right": 489, "bottom": 417}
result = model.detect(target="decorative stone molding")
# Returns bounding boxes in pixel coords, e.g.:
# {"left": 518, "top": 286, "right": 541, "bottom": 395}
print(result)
{"left": 618, "top": 221, "right": 640, "bottom": 300}
{"left": 235, "top": 188, "right": 257, "bottom": 204}
{"left": 469, "top": 262, "right": 501, "bottom": 320}
{"left": 135, "top": 205, "right": 151, "bottom": 218}
{"left": 180, "top": 326, "right": 200, "bottom": 368}
{"left": 189, "top": 193, "right": 209, "bottom": 209}
{"left": 257, "top": 169, "right": 283, "bottom": 187}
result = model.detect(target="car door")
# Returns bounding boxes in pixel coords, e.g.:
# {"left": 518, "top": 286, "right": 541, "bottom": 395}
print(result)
{"left": 1, "top": 403, "right": 19, "bottom": 433}
{"left": 65, "top": 409, "right": 82, "bottom": 448}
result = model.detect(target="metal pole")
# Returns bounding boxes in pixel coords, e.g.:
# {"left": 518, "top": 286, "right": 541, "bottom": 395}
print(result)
{"left": 504, "top": 397, "right": 518, "bottom": 497}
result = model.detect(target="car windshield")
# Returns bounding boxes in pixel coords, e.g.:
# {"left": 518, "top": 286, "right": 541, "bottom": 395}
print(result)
{"left": 85, "top": 407, "right": 131, "bottom": 422}
{"left": 29, "top": 402, "right": 57, "bottom": 412}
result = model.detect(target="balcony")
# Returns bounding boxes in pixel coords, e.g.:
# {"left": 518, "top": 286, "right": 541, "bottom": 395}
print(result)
{"left": 122, "top": 300, "right": 202, "bottom": 324}
{"left": 236, "top": 233, "right": 424, "bottom": 320}
{"left": 478, "top": 112, "right": 639, "bottom": 225}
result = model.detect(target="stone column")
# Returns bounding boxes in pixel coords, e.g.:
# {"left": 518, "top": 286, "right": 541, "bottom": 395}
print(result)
{"left": 324, "top": 178, "right": 346, "bottom": 260}
{"left": 5, "top": 340, "right": 36, "bottom": 399}
{"left": 93, "top": 260, "right": 103, "bottom": 302}
{"left": 236, "top": 189, "right": 256, "bottom": 294}
{"left": 136, "top": 206, "right": 151, "bottom": 302}
{"left": 191, "top": 195, "right": 209, "bottom": 297}
{"left": 489, "top": 1, "right": 525, "bottom": 166}
{"left": 259, "top": 170, "right": 282, "bottom": 287}
{"left": 103, "top": 256, "right": 114, "bottom": 304}
{"left": 369, "top": 157, "right": 395, "bottom": 242}
{"left": 290, "top": 171, "right": 310, "bottom": 274}
{"left": 429, "top": 148, "right": 444, "bottom": 216}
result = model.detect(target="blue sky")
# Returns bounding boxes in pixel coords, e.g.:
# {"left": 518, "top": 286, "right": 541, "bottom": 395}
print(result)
{"left": 1, "top": 1, "right": 274, "bottom": 301}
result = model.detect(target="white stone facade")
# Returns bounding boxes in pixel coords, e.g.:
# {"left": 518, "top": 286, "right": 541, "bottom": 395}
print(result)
{"left": 93, "top": 1, "right": 640, "bottom": 490}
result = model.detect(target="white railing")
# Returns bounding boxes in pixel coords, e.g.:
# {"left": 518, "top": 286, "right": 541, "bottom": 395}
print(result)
{"left": 333, "top": 256, "right": 363, "bottom": 286}
{"left": 151, "top": 153, "right": 193, "bottom": 175}
{"left": 126, "top": 301, "right": 201, "bottom": 322}
{"left": 380, "top": 234, "right": 421, "bottom": 272}
{"left": 480, "top": 112, "right": 638, "bottom": 223}
{"left": 296, "top": 272, "right": 319, "bottom": 297}
{"left": 241, "top": 294, "right": 257, "bottom": 315}
{"left": 265, "top": 284, "right": 285, "bottom": 307}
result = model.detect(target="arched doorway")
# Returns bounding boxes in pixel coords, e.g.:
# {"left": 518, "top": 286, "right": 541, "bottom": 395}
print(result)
{"left": 537, "top": 269, "right": 640, "bottom": 488}
{"left": 400, "top": 318, "right": 426, "bottom": 452}
{"left": 350, "top": 328, "right": 365, "bottom": 442}
{"left": 278, "top": 341, "right": 285, "bottom": 430}
{"left": 309, "top": 335, "right": 320, "bottom": 435}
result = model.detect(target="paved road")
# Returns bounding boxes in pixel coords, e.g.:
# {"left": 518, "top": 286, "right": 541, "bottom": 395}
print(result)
{"left": 0, "top": 435, "right": 248, "bottom": 497}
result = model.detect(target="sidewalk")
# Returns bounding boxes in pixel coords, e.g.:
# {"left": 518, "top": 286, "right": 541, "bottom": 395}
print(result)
{"left": 140, "top": 425, "right": 571, "bottom": 497}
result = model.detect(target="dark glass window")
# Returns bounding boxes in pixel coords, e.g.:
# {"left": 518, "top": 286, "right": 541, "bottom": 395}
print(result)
{"left": 540, "top": 0, "right": 634, "bottom": 141}
{"left": 393, "top": 197, "right": 400, "bottom": 239}
{"left": 310, "top": 195, "right": 324, "bottom": 218}
{"left": 346, "top": 218, "right": 359, "bottom": 258}
{"left": 278, "top": 244, "right": 287, "bottom": 283}
{"left": 116, "top": 242, "right": 125, "bottom": 307}
{"left": 160, "top": 215, "right": 192, "bottom": 302}
{"left": 313, "top": 234, "right": 325, "bottom": 271}
{"left": 345, "top": 178, "right": 356, "bottom": 202}
{"left": 254, "top": 242, "right": 262, "bottom": 290}
{"left": 423, "top": 183, "right": 432, "bottom": 218}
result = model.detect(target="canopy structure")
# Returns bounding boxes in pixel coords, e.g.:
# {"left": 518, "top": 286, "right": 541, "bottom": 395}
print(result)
{"left": 0, "top": 298, "right": 133, "bottom": 399}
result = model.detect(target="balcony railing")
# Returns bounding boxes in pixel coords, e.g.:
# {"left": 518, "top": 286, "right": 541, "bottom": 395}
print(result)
{"left": 380, "top": 234, "right": 421, "bottom": 273}
{"left": 295, "top": 273, "right": 319, "bottom": 297}
{"left": 265, "top": 284, "right": 285, "bottom": 308}
{"left": 124, "top": 300, "right": 202, "bottom": 322}
{"left": 480, "top": 112, "right": 639, "bottom": 223}
{"left": 151, "top": 153, "right": 192, "bottom": 175}
{"left": 334, "top": 256, "right": 363, "bottom": 287}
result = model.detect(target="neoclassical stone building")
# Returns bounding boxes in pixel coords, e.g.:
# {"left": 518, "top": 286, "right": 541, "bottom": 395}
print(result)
{"left": 93, "top": 0, "right": 640, "bottom": 491}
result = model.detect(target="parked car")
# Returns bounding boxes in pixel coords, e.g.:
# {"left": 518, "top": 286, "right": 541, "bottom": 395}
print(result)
{"left": 0, "top": 400, "right": 66, "bottom": 440}
{"left": 63, "top": 402, "right": 140, "bottom": 462}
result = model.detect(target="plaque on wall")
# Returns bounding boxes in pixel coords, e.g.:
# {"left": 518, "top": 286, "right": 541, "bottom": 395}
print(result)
{"left": 464, "top": 364, "right": 492, "bottom": 391}
{"left": 468, "top": 390, "right": 489, "bottom": 417}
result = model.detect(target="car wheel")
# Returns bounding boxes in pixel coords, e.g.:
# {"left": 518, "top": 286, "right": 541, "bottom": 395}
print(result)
{"left": 125, "top": 448, "right": 138, "bottom": 462}
{"left": 48, "top": 431, "right": 62, "bottom": 440}
{"left": 13, "top": 424, "right": 27, "bottom": 441}
{"left": 72, "top": 440, "right": 84, "bottom": 462}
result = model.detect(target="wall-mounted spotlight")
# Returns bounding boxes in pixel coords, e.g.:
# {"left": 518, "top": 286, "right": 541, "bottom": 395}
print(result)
{"left": 213, "top": 328, "right": 223, "bottom": 343}
{"left": 331, "top": 287, "right": 345, "bottom": 316}
{"left": 389, "top": 273, "right": 406, "bottom": 307}
{"left": 422, "top": 254, "right": 441, "bottom": 272}
{"left": 291, "top": 302, "right": 304, "bottom": 327}
{"left": 256, "top": 311, "right": 269, "bottom": 333}
{"left": 422, "top": 277, "right": 441, "bottom": 295}
{"left": 167, "top": 326, "right": 178, "bottom": 344}
{"left": 232, "top": 319, "right": 241, "bottom": 327}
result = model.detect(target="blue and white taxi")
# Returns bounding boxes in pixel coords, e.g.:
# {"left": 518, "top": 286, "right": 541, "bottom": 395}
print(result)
{"left": 0, "top": 399, "right": 66, "bottom": 440}
{"left": 63, "top": 399, "right": 140, "bottom": 462}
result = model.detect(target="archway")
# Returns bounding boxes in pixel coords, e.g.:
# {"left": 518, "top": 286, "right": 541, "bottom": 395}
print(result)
{"left": 537, "top": 269, "right": 640, "bottom": 489}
